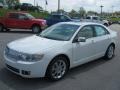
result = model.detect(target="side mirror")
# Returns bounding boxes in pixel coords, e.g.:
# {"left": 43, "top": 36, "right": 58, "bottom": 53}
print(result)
{"left": 77, "top": 37, "right": 86, "bottom": 42}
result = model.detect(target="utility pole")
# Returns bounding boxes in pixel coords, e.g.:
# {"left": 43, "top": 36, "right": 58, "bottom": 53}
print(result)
{"left": 112, "top": 6, "right": 114, "bottom": 16}
{"left": 100, "top": 5, "right": 104, "bottom": 17}
{"left": 58, "top": 0, "right": 60, "bottom": 13}
{"left": 34, "top": 0, "right": 35, "bottom": 6}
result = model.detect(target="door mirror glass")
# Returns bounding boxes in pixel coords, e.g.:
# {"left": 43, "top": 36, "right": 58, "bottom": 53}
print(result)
{"left": 77, "top": 37, "right": 86, "bottom": 42}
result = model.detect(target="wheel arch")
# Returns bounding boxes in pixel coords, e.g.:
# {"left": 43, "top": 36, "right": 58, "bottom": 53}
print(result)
{"left": 45, "top": 54, "right": 71, "bottom": 76}
{"left": 31, "top": 23, "right": 41, "bottom": 29}
{"left": 0, "top": 23, "right": 4, "bottom": 27}
{"left": 109, "top": 42, "right": 115, "bottom": 49}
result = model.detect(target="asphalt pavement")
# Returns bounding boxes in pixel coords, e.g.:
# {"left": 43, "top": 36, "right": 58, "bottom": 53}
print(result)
{"left": 0, "top": 24, "right": 120, "bottom": 90}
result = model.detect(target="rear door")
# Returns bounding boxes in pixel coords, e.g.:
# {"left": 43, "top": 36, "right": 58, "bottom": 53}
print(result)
{"left": 92, "top": 25, "right": 111, "bottom": 57}
{"left": 5, "top": 13, "right": 19, "bottom": 28}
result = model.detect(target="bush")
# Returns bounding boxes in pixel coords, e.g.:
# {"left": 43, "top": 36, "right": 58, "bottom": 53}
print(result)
{"left": 0, "top": 8, "right": 49, "bottom": 19}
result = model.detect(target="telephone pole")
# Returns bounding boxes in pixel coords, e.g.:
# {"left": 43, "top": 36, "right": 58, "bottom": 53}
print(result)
{"left": 100, "top": 5, "right": 104, "bottom": 17}
{"left": 58, "top": 0, "right": 60, "bottom": 13}
{"left": 34, "top": 0, "right": 35, "bottom": 6}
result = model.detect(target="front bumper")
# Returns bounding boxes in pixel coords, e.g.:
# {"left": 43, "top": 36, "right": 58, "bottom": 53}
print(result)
{"left": 4, "top": 55, "right": 49, "bottom": 78}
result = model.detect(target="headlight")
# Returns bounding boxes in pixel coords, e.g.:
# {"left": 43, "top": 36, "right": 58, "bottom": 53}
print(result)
{"left": 32, "top": 54, "right": 44, "bottom": 61}
{"left": 24, "top": 54, "right": 44, "bottom": 62}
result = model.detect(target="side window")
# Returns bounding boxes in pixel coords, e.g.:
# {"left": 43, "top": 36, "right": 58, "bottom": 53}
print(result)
{"left": 61, "top": 16, "right": 69, "bottom": 21}
{"left": 9, "top": 13, "right": 18, "bottom": 19}
{"left": 94, "top": 26, "right": 109, "bottom": 37}
{"left": 18, "top": 14, "right": 27, "bottom": 20}
{"left": 92, "top": 17, "right": 99, "bottom": 20}
{"left": 78, "top": 26, "right": 94, "bottom": 39}
{"left": 53, "top": 15, "right": 60, "bottom": 20}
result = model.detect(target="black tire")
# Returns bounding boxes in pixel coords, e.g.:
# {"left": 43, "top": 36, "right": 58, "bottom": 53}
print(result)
{"left": 46, "top": 56, "right": 69, "bottom": 81}
{"left": 0, "top": 24, "right": 4, "bottom": 32}
{"left": 104, "top": 23, "right": 108, "bottom": 27}
{"left": 32, "top": 25, "right": 41, "bottom": 33}
{"left": 5, "top": 28, "right": 10, "bottom": 32}
{"left": 104, "top": 44, "right": 115, "bottom": 60}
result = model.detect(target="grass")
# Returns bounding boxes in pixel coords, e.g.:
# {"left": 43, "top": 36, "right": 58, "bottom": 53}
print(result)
{"left": 0, "top": 8, "right": 49, "bottom": 19}
{"left": 110, "top": 17, "right": 120, "bottom": 22}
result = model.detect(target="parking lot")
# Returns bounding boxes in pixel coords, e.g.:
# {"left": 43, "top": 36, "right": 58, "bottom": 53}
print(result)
{"left": 0, "top": 24, "right": 120, "bottom": 90}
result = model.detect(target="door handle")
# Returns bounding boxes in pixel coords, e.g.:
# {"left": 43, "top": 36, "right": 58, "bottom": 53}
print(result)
{"left": 92, "top": 40, "right": 94, "bottom": 43}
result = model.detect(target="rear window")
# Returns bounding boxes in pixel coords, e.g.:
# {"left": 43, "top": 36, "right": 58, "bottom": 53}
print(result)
{"left": 93, "top": 17, "right": 99, "bottom": 20}
{"left": 86, "top": 17, "right": 91, "bottom": 19}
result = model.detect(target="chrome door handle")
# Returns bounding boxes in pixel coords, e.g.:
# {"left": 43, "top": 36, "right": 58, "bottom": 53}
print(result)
{"left": 92, "top": 40, "right": 94, "bottom": 43}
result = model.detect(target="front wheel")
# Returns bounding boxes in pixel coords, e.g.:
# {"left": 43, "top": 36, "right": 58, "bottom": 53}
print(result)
{"left": 46, "top": 56, "right": 69, "bottom": 81}
{"left": 104, "top": 45, "right": 115, "bottom": 60}
{"left": 32, "top": 25, "right": 41, "bottom": 33}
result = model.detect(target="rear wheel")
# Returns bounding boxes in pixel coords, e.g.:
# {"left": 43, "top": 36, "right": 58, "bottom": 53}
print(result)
{"left": 0, "top": 24, "right": 4, "bottom": 32}
{"left": 104, "top": 45, "right": 115, "bottom": 60}
{"left": 46, "top": 56, "right": 69, "bottom": 81}
{"left": 32, "top": 25, "right": 41, "bottom": 33}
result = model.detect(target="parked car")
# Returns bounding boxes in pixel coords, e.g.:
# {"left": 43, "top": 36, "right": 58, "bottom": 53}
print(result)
{"left": 4, "top": 22, "right": 117, "bottom": 80}
{"left": 0, "top": 2, "right": 8, "bottom": 8}
{"left": 0, "top": 12, "right": 46, "bottom": 33}
{"left": 81, "top": 16, "right": 110, "bottom": 26}
{"left": 46, "top": 14, "right": 73, "bottom": 26}
{"left": 0, "top": 3, "right": 3, "bottom": 8}
{"left": 14, "top": 3, "right": 43, "bottom": 12}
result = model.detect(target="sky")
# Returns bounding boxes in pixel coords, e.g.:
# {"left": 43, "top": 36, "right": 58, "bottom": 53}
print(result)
{"left": 20, "top": 0, "right": 120, "bottom": 13}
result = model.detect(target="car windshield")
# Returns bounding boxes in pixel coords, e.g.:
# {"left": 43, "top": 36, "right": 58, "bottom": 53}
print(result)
{"left": 26, "top": 13, "right": 35, "bottom": 19}
{"left": 38, "top": 24, "right": 80, "bottom": 41}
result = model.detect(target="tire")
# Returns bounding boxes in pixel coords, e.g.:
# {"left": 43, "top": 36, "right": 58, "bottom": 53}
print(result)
{"left": 46, "top": 56, "right": 69, "bottom": 81}
{"left": 104, "top": 45, "right": 115, "bottom": 60}
{"left": 104, "top": 23, "right": 108, "bottom": 27}
{"left": 0, "top": 24, "right": 4, "bottom": 32}
{"left": 32, "top": 25, "right": 41, "bottom": 33}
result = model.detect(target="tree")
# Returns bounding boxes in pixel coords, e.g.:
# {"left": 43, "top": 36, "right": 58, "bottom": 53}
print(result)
{"left": 87, "top": 11, "right": 98, "bottom": 16}
{"left": 6, "top": 0, "right": 20, "bottom": 8}
{"left": 69, "top": 9, "right": 78, "bottom": 18}
{"left": 78, "top": 7, "right": 86, "bottom": 18}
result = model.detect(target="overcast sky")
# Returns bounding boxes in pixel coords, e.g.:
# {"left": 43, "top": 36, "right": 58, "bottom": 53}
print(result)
{"left": 21, "top": 0, "right": 120, "bottom": 12}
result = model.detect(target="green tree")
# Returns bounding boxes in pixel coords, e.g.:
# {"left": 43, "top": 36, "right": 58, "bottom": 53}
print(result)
{"left": 87, "top": 11, "right": 98, "bottom": 16}
{"left": 69, "top": 9, "right": 78, "bottom": 18}
{"left": 78, "top": 7, "right": 86, "bottom": 18}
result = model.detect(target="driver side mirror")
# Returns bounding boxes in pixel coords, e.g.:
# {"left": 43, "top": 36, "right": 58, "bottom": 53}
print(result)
{"left": 78, "top": 37, "right": 86, "bottom": 42}
{"left": 75, "top": 37, "right": 86, "bottom": 42}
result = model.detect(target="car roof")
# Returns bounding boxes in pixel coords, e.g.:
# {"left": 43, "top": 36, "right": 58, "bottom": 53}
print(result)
{"left": 8, "top": 12, "right": 28, "bottom": 14}
{"left": 59, "top": 22, "right": 103, "bottom": 26}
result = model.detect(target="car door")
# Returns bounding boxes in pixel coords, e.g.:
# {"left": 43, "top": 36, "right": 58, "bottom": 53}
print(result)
{"left": 72, "top": 25, "right": 96, "bottom": 65}
{"left": 5, "top": 13, "right": 19, "bottom": 28}
{"left": 92, "top": 25, "right": 111, "bottom": 57}
{"left": 17, "top": 14, "right": 31, "bottom": 29}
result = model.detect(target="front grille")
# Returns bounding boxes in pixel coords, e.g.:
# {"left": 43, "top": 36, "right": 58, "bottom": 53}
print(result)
{"left": 6, "top": 64, "right": 20, "bottom": 73}
{"left": 5, "top": 47, "right": 23, "bottom": 61}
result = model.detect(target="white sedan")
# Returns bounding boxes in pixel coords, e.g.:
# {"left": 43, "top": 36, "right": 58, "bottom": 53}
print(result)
{"left": 4, "top": 22, "right": 117, "bottom": 81}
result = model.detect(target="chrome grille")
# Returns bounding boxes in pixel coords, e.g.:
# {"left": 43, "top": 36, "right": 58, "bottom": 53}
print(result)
{"left": 5, "top": 46, "right": 23, "bottom": 61}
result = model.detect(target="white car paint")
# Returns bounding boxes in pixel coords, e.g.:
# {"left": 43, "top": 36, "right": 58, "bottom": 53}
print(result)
{"left": 4, "top": 22, "right": 117, "bottom": 78}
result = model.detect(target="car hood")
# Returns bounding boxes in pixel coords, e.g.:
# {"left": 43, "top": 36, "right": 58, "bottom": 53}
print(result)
{"left": 8, "top": 35, "right": 66, "bottom": 54}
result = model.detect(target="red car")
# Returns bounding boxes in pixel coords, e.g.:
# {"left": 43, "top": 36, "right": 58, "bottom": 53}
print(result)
{"left": 0, "top": 12, "right": 47, "bottom": 33}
